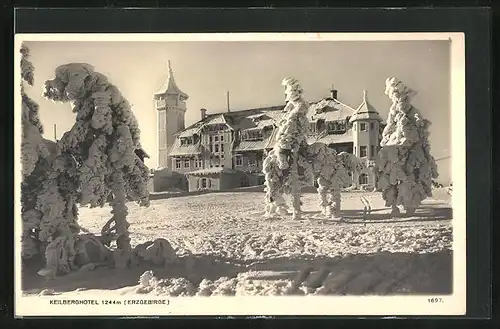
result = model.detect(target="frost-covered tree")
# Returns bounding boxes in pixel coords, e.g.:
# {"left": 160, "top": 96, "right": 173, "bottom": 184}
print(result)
{"left": 263, "top": 78, "right": 312, "bottom": 220}
{"left": 20, "top": 44, "right": 54, "bottom": 260}
{"left": 374, "top": 77, "right": 439, "bottom": 217}
{"left": 39, "top": 63, "right": 150, "bottom": 274}
{"left": 305, "top": 143, "right": 364, "bottom": 219}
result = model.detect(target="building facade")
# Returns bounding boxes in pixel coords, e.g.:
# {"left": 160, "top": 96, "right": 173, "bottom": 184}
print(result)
{"left": 154, "top": 64, "right": 384, "bottom": 192}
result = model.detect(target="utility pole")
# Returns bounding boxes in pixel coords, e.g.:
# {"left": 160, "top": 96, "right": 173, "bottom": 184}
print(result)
{"left": 53, "top": 124, "right": 57, "bottom": 141}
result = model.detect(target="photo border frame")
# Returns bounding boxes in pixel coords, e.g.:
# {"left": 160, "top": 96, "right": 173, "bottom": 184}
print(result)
{"left": 3, "top": 6, "right": 493, "bottom": 324}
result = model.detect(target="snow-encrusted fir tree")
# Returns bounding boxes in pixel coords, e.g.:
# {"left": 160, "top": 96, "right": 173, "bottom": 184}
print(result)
{"left": 20, "top": 44, "right": 53, "bottom": 260}
{"left": 306, "top": 143, "right": 364, "bottom": 219}
{"left": 40, "top": 63, "right": 150, "bottom": 275}
{"left": 374, "top": 77, "right": 439, "bottom": 217}
{"left": 263, "top": 78, "right": 312, "bottom": 220}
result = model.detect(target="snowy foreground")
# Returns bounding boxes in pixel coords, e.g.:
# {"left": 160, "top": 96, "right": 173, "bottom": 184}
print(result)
{"left": 23, "top": 189, "right": 453, "bottom": 297}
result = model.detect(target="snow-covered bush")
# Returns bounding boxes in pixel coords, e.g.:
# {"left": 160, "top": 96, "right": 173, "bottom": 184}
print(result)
{"left": 374, "top": 77, "right": 438, "bottom": 216}
{"left": 37, "top": 63, "right": 151, "bottom": 274}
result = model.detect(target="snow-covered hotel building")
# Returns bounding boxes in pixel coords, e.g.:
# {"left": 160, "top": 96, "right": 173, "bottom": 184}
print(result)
{"left": 153, "top": 62, "right": 384, "bottom": 192}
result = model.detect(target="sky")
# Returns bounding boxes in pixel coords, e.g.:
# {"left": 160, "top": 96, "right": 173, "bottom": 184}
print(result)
{"left": 22, "top": 39, "right": 452, "bottom": 183}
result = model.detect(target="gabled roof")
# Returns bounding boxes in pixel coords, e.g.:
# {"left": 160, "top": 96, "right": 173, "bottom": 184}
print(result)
{"left": 307, "top": 97, "right": 356, "bottom": 123}
{"left": 168, "top": 138, "right": 202, "bottom": 157}
{"left": 349, "top": 90, "right": 383, "bottom": 123}
{"left": 153, "top": 60, "right": 188, "bottom": 100}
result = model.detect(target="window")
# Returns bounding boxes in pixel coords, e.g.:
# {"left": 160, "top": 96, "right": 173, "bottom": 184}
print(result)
{"left": 184, "top": 159, "right": 190, "bottom": 168}
{"left": 360, "top": 146, "right": 367, "bottom": 157}
{"left": 220, "top": 154, "right": 225, "bottom": 159}
{"left": 201, "top": 178, "right": 207, "bottom": 188}
{"left": 235, "top": 155, "right": 243, "bottom": 167}
{"left": 360, "top": 123, "right": 367, "bottom": 132}
{"left": 175, "top": 159, "right": 181, "bottom": 169}
{"left": 214, "top": 136, "right": 219, "bottom": 142}
{"left": 249, "top": 157, "right": 257, "bottom": 167}
{"left": 209, "top": 136, "right": 213, "bottom": 143}
{"left": 220, "top": 144, "right": 224, "bottom": 153}
{"left": 195, "top": 159, "right": 203, "bottom": 168}
{"left": 215, "top": 144, "right": 219, "bottom": 153}
{"left": 242, "top": 129, "right": 263, "bottom": 141}
{"left": 209, "top": 144, "right": 213, "bottom": 152}
{"left": 359, "top": 173, "right": 368, "bottom": 185}
{"left": 370, "top": 122, "right": 375, "bottom": 131}
{"left": 327, "top": 121, "right": 346, "bottom": 134}
{"left": 220, "top": 135, "right": 224, "bottom": 142}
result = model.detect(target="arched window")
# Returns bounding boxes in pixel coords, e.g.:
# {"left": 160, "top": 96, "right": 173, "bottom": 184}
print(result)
{"left": 359, "top": 173, "right": 368, "bottom": 185}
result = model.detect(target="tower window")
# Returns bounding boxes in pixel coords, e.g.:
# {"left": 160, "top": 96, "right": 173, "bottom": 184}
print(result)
{"left": 214, "top": 136, "right": 219, "bottom": 142}
{"left": 215, "top": 144, "right": 219, "bottom": 153}
{"left": 220, "top": 134, "right": 224, "bottom": 142}
{"left": 360, "top": 123, "right": 367, "bottom": 132}
{"left": 360, "top": 146, "right": 367, "bottom": 157}
{"left": 175, "top": 159, "right": 181, "bottom": 169}
{"left": 184, "top": 159, "right": 190, "bottom": 168}
{"left": 220, "top": 144, "right": 224, "bottom": 153}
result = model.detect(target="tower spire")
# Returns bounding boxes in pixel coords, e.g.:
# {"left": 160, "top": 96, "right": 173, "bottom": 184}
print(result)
{"left": 153, "top": 60, "right": 188, "bottom": 100}
{"left": 363, "top": 89, "right": 367, "bottom": 102}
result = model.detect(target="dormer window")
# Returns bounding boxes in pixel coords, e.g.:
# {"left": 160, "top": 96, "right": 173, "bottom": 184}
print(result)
{"left": 180, "top": 137, "right": 193, "bottom": 146}
{"left": 327, "top": 120, "right": 346, "bottom": 134}
{"left": 241, "top": 129, "right": 263, "bottom": 141}
{"left": 316, "top": 119, "right": 326, "bottom": 132}
{"left": 360, "top": 122, "right": 367, "bottom": 132}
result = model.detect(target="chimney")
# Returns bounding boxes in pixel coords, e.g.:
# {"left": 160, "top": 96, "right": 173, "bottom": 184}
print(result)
{"left": 200, "top": 108, "right": 207, "bottom": 120}
{"left": 330, "top": 84, "right": 338, "bottom": 99}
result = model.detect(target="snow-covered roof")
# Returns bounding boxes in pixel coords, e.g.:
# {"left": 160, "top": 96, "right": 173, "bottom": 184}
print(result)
{"left": 153, "top": 60, "right": 188, "bottom": 100}
{"left": 233, "top": 140, "right": 267, "bottom": 152}
{"left": 168, "top": 138, "right": 202, "bottom": 157}
{"left": 349, "top": 91, "right": 383, "bottom": 123}
{"left": 177, "top": 127, "right": 201, "bottom": 138}
{"left": 186, "top": 167, "right": 237, "bottom": 176}
{"left": 307, "top": 98, "right": 356, "bottom": 122}
{"left": 307, "top": 130, "right": 354, "bottom": 145}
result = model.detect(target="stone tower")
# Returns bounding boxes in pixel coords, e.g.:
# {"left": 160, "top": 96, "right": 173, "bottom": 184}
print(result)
{"left": 154, "top": 60, "right": 189, "bottom": 170}
{"left": 349, "top": 90, "right": 383, "bottom": 187}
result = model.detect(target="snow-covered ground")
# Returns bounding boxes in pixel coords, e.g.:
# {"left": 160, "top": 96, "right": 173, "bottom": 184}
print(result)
{"left": 22, "top": 188, "right": 453, "bottom": 297}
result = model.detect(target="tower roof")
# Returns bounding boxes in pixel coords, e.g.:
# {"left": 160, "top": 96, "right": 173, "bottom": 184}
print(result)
{"left": 154, "top": 60, "right": 189, "bottom": 100}
{"left": 349, "top": 90, "right": 383, "bottom": 123}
